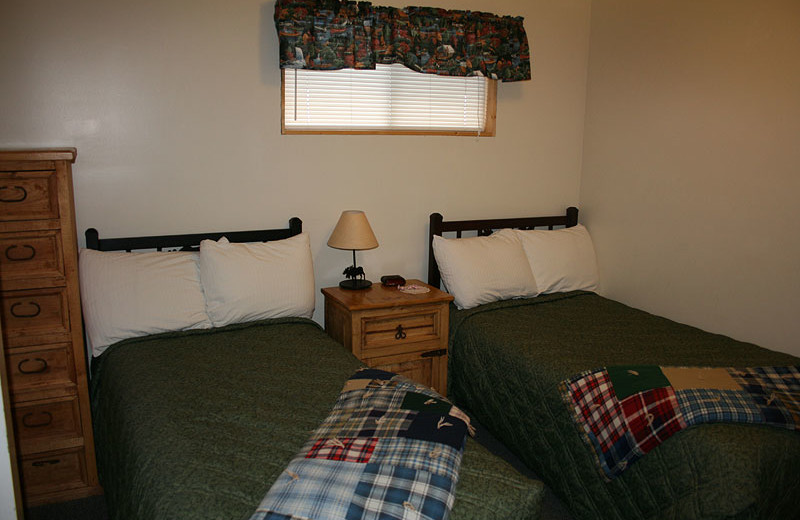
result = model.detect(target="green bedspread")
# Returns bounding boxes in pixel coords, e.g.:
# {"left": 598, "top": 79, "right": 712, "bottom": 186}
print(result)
{"left": 448, "top": 292, "right": 800, "bottom": 520}
{"left": 91, "top": 318, "right": 543, "bottom": 520}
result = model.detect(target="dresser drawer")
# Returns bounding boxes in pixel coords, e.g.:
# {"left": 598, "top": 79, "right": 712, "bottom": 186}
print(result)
{"left": 1, "top": 287, "right": 70, "bottom": 346}
{"left": 13, "top": 396, "right": 82, "bottom": 453}
{"left": 0, "top": 171, "right": 59, "bottom": 222}
{"left": 20, "top": 447, "right": 88, "bottom": 497}
{"left": 0, "top": 230, "right": 65, "bottom": 289}
{"left": 361, "top": 305, "right": 443, "bottom": 352}
{"left": 6, "top": 343, "right": 76, "bottom": 397}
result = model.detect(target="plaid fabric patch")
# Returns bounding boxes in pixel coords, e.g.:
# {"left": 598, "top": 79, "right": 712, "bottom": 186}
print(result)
{"left": 312, "top": 409, "right": 353, "bottom": 439}
{"left": 391, "top": 374, "right": 442, "bottom": 397}
{"left": 564, "top": 369, "right": 627, "bottom": 452}
{"left": 371, "top": 437, "right": 462, "bottom": 480}
{"left": 334, "top": 389, "right": 408, "bottom": 414}
{"left": 305, "top": 437, "right": 378, "bottom": 463}
{"left": 345, "top": 463, "right": 455, "bottom": 520}
{"left": 620, "top": 386, "right": 686, "bottom": 453}
{"left": 331, "top": 409, "right": 415, "bottom": 439}
{"left": 676, "top": 389, "right": 764, "bottom": 426}
{"left": 252, "top": 458, "right": 363, "bottom": 520}
{"left": 729, "top": 366, "right": 800, "bottom": 428}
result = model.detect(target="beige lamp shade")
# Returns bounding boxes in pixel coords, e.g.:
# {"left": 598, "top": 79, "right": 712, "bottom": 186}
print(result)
{"left": 327, "top": 210, "right": 379, "bottom": 251}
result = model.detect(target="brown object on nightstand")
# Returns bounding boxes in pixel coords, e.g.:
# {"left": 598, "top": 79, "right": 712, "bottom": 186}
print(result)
{"left": 0, "top": 149, "right": 101, "bottom": 506}
{"left": 322, "top": 279, "right": 454, "bottom": 396}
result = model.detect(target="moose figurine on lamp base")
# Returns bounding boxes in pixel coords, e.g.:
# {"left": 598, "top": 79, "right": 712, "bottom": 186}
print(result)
{"left": 341, "top": 264, "right": 371, "bottom": 290}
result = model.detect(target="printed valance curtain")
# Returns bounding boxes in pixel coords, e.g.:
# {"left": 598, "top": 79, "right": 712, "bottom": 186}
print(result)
{"left": 274, "top": 0, "right": 531, "bottom": 82}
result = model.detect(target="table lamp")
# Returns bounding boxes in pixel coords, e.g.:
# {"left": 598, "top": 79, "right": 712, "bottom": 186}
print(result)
{"left": 327, "top": 210, "right": 379, "bottom": 290}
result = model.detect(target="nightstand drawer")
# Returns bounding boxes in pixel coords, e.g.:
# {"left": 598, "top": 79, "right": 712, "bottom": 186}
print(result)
{"left": 20, "top": 447, "right": 88, "bottom": 496}
{"left": 0, "top": 171, "right": 59, "bottom": 222}
{"left": 13, "top": 396, "right": 83, "bottom": 452}
{"left": 6, "top": 343, "right": 76, "bottom": 397}
{"left": 361, "top": 306, "right": 442, "bottom": 351}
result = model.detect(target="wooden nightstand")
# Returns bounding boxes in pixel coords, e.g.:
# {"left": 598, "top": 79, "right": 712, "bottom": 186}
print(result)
{"left": 322, "top": 280, "right": 454, "bottom": 396}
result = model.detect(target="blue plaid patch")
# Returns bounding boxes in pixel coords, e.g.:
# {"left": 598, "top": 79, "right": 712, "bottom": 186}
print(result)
{"left": 251, "top": 459, "right": 363, "bottom": 520}
{"left": 345, "top": 463, "right": 455, "bottom": 520}
{"left": 676, "top": 389, "right": 764, "bottom": 426}
{"left": 728, "top": 366, "right": 800, "bottom": 428}
{"left": 370, "top": 437, "right": 462, "bottom": 480}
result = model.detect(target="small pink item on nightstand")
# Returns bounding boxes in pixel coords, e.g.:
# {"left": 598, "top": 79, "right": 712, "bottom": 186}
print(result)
{"left": 398, "top": 284, "right": 430, "bottom": 294}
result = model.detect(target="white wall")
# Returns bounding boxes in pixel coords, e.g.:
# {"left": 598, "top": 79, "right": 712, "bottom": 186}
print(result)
{"left": 0, "top": 0, "right": 591, "bottom": 505}
{"left": 581, "top": 0, "right": 800, "bottom": 356}
{"left": 0, "top": 0, "right": 591, "bottom": 319}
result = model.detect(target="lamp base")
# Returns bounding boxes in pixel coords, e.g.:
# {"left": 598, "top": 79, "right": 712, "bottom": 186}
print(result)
{"left": 339, "top": 279, "right": 372, "bottom": 290}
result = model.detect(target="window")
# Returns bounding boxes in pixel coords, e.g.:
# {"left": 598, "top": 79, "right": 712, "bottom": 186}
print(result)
{"left": 282, "top": 64, "right": 496, "bottom": 136}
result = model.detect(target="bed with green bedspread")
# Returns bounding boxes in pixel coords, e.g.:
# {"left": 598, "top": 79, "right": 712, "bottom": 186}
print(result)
{"left": 90, "top": 317, "right": 543, "bottom": 520}
{"left": 448, "top": 291, "right": 800, "bottom": 520}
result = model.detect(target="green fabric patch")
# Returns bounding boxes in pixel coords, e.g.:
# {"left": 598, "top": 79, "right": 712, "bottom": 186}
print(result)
{"left": 402, "top": 391, "right": 453, "bottom": 414}
{"left": 606, "top": 365, "right": 670, "bottom": 400}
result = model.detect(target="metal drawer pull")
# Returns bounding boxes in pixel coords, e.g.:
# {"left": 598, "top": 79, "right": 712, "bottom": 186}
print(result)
{"left": 421, "top": 349, "right": 447, "bottom": 358}
{"left": 5, "top": 244, "right": 36, "bottom": 261}
{"left": 0, "top": 185, "right": 27, "bottom": 203}
{"left": 32, "top": 459, "right": 61, "bottom": 467}
{"left": 18, "top": 357, "right": 48, "bottom": 374}
{"left": 10, "top": 301, "right": 41, "bottom": 318}
{"left": 22, "top": 411, "right": 53, "bottom": 428}
{"left": 395, "top": 325, "right": 407, "bottom": 340}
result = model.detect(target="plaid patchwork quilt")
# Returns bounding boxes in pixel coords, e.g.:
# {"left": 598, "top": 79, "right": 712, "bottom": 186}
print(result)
{"left": 251, "top": 368, "right": 472, "bottom": 520}
{"left": 560, "top": 365, "right": 800, "bottom": 479}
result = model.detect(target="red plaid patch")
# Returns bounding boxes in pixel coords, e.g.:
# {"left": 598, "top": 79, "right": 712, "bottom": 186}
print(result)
{"left": 305, "top": 437, "right": 377, "bottom": 463}
{"left": 620, "top": 387, "right": 686, "bottom": 453}
{"left": 568, "top": 370, "right": 626, "bottom": 451}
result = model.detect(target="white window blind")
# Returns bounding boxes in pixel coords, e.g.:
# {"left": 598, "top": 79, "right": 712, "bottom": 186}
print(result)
{"left": 284, "top": 63, "right": 488, "bottom": 133}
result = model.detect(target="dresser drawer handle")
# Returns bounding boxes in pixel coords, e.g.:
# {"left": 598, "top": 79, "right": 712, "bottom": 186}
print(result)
{"left": 22, "top": 411, "right": 53, "bottom": 428}
{"left": 32, "top": 459, "right": 61, "bottom": 467}
{"left": 0, "top": 185, "right": 28, "bottom": 203}
{"left": 5, "top": 245, "right": 36, "bottom": 261}
{"left": 395, "top": 325, "right": 407, "bottom": 340}
{"left": 18, "top": 358, "right": 48, "bottom": 374}
{"left": 10, "top": 301, "right": 41, "bottom": 318}
{"left": 421, "top": 348, "right": 447, "bottom": 358}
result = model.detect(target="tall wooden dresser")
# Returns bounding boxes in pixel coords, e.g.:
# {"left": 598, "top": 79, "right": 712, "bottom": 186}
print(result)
{"left": 0, "top": 149, "right": 100, "bottom": 506}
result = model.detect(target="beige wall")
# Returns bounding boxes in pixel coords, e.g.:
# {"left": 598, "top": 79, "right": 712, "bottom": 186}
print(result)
{"left": 0, "top": 0, "right": 591, "bottom": 325}
{"left": 581, "top": 0, "right": 800, "bottom": 356}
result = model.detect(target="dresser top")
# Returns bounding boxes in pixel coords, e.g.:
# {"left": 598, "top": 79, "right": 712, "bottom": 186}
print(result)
{"left": 0, "top": 148, "right": 77, "bottom": 162}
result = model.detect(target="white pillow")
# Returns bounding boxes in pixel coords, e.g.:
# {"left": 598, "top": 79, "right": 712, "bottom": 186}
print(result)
{"left": 198, "top": 233, "right": 315, "bottom": 326}
{"left": 432, "top": 228, "right": 539, "bottom": 310}
{"left": 79, "top": 249, "right": 212, "bottom": 357}
{"left": 515, "top": 224, "right": 599, "bottom": 294}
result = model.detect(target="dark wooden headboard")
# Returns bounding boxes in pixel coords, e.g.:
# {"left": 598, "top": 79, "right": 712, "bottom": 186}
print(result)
{"left": 85, "top": 217, "right": 303, "bottom": 252}
{"left": 427, "top": 207, "right": 578, "bottom": 288}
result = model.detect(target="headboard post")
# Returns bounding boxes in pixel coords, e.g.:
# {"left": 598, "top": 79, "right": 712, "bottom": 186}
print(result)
{"left": 428, "top": 213, "right": 444, "bottom": 289}
{"left": 85, "top": 228, "right": 100, "bottom": 250}
{"left": 289, "top": 217, "right": 302, "bottom": 237}
{"left": 566, "top": 206, "right": 578, "bottom": 227}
